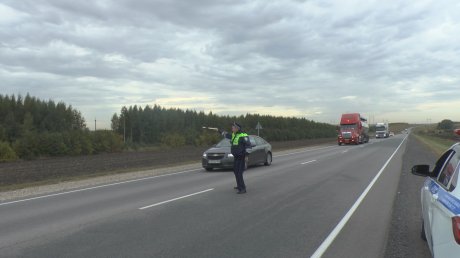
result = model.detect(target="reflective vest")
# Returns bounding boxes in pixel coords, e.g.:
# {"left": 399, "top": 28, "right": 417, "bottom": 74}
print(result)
{"left": 231, "top": 132, "right": 248, "bottom": 146}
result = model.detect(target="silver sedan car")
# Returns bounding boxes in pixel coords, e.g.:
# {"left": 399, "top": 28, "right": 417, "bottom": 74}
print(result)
{"left": 202, "top": 135, "right": 272, "bottom": 171}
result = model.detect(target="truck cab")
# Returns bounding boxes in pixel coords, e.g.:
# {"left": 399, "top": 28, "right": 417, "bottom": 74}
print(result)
{"left": 375, "top": 122, "right": 389, "bottom": 138}
{"left": 337, "top": 113, "right": 369, "bottom": 145}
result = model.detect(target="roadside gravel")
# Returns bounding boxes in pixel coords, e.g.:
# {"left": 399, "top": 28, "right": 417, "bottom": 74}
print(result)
{"left": 383, "top": 134, "right": 434, "bottom": 257}
{"left": 0, "top": 162, "right": 201, "bottom": 202}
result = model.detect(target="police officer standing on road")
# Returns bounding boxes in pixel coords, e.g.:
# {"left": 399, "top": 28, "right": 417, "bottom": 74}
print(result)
{"left": 220, "top": 122, "right": 249, "bottom": 194}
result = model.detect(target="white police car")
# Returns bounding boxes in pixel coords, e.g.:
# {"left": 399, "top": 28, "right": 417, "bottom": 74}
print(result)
{"left": 412, "top": 136, "right": 460, "bottom": 257}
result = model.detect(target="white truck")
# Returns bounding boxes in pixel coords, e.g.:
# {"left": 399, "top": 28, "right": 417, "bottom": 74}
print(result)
{"left": 375, "top": 122, "right": 389, "bottom": 138}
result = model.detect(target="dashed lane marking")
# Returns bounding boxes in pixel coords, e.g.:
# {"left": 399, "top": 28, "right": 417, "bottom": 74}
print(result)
{"left": 139, "top": 188, "right": 214, "bottom": 210}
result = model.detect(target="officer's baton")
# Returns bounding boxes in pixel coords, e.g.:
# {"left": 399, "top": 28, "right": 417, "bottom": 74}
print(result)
{"left": 202, "top": 126, "right": 219, "bottom": 131}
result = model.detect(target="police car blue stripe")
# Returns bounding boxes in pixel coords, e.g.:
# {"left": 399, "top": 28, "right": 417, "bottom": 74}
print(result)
{"left": 427, "top": 179, "right": 460, "bottom": 215}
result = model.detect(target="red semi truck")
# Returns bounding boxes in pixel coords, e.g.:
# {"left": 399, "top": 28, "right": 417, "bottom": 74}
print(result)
{"left": 337, "top": 113, "right": 369, "bottom": 145}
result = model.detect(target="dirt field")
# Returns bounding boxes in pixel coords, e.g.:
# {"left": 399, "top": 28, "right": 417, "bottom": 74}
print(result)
{"left": 0, "top": 138, "right": 335, "bottom": 191}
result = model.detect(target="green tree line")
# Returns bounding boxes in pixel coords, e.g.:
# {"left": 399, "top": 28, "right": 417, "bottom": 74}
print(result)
{"left": 111, "top": 104, "right": 337, "bottom": 146}
{"left": 0, "top": 94, "right": 122, "bottom": 161}
{"left": 0, "top": 93, "right": 337, "bottom": 162}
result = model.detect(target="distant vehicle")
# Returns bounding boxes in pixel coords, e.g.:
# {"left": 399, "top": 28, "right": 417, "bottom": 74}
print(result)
{"left": 375, "top": 122, "right": 389, "bottom": 138}
{"left": 202, "top": 135, "right": 272, "bottom": 171}
{"left": 411, "top": 129, "right": 460, "bottom": 257}
{"left": 389, "top": 132, "right": 395, "bottom": 137}
{"left": 337, "top": 113, "right": 369, "bottom": 145}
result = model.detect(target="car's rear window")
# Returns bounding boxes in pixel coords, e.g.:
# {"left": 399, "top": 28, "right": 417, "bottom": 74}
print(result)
{"left": 449, "top": 155, "right": 460, "bottom": 191}
{"left": 249, "top": 137, "right": 257, "bottom": 146}
{"left": 438, "top": 151, "right": 459, "bottom": 190}
{"left": 255, "top": 136, "right": 266, "bottom": 145}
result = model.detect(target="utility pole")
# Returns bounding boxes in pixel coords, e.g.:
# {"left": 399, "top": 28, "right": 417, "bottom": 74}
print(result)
{"left": 94, "top": 118, "right": 96, "bottom": 131}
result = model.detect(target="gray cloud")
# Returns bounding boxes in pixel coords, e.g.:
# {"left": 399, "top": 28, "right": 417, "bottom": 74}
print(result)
{"left": 2, "top": 0, "right": 460, "bottom": 128}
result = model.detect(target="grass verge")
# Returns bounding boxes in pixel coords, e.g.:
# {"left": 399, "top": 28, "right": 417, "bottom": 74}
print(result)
{"left": 412, "top": 133, "right": 456, "bottom": 156}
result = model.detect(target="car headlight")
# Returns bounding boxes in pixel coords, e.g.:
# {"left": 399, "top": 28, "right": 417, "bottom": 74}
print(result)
{"left": 202, "top": 153, "right": 207, "bottom": 158}
{"left": 227, "top": 153, "right": 234, "bottom": 158}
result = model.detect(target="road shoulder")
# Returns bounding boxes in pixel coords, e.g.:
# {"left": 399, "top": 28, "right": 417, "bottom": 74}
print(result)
{"left": 383, "top": 134, "right": 433, "bottom": 257}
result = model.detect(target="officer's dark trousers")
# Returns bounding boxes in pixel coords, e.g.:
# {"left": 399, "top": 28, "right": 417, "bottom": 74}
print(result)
{"left": 233, "top": 156, "right": 246, "bottom": 190}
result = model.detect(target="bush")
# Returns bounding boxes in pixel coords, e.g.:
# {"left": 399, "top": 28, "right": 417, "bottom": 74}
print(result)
{"left": 194, "top": 132, "right": 220, "bottom": 146}
{"left": 160, "top": 133, "right": 186, "bottom": 148}
{"left": 79, "top": 132, "right": 94, "bottom": 155}
{"left": 66, "top": 130, "right": 94, "bottom": 155}
{"left": 13, "top": 133, "right": 39, "bottom": 159}
{"left": 438, "top": 119, "right": 454, "bottom": 130}
{"left": 38, "top": 132, "right": 69, "bottom": 156}
{"left": 0, "top": 141, "right": 18, "bottom": 162}
{"left": 91, "top": 130, "right": 123, "bottom": 153}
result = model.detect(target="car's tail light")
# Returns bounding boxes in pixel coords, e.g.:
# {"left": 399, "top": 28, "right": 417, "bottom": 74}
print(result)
{"left": 452, "top": 216, "right": 460, "bottom": 244}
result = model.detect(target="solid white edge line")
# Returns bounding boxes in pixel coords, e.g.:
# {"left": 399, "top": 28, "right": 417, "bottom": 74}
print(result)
{"left": 310, "top": 134, "right": 409, "bottom": 258}
{"left": 0, "top": 168, "right": 202, "bottom": 206}
{"left": 301, "top": 160, "right": 317, "bottom": 165}
{"left": 139, "top": 188, "right": 214, "bottom": 210}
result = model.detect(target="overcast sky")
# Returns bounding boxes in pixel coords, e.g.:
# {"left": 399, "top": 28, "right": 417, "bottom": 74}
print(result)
{"left": 1, "top": 0, "right": 459, "bottom": 129}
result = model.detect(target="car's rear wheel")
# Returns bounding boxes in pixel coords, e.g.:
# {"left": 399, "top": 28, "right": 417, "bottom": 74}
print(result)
{"left": 205, "top": 167, "right": 213, "bottom": 171}
{"left": 264, "top": 152, "right": 272, "bottom": 166}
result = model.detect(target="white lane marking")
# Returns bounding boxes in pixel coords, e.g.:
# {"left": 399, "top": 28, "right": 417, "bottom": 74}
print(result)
{"left": 310, "top": 134, "right": 408, "bottom": 258}
{"left": 275, "top": 146, "right": 336, "bottom": 158}
{"left": 139, "top": 188, "right": 214, "bottom": 210}
{"left": 301, "top": 160, "right": 317, "bottom": 165}
{"left": 0, "top": 168, "right": 202, "bottom": 207}
{"left": 342, "top": 149, "right": 348, "bottom": 153}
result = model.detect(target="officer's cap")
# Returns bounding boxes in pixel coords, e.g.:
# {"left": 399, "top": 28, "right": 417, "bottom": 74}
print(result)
{"left": 232, "top": 122, "right": 242, "bottom": 130}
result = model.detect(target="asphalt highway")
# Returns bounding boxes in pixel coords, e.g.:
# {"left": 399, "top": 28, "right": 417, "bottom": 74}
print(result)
{"left": 0, "top": 134, "right": 434, "bottom": 257}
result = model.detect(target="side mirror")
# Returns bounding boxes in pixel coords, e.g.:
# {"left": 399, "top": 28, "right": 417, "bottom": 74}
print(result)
{"left": 411, "top": 164, "right": 431, "bottom": 177}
